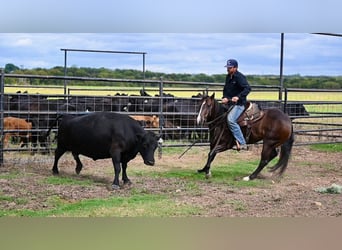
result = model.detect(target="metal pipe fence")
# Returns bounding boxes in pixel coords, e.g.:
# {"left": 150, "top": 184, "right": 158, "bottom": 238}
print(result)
{"left": 285, "top": 88, "right": 342, "bottom": 145}
{"left": 1, "top": 73, "right": 341, "bottom": 165}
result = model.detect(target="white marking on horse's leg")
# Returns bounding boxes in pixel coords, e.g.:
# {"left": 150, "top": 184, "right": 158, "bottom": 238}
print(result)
{"left": 242, "top": 176, "right": 250, "bottom": 181}
{"left": 196, "top": 102, "right": 205, "bottom": 125}
{"left": 205, "top": 171, "right": 212, "bottom": 179}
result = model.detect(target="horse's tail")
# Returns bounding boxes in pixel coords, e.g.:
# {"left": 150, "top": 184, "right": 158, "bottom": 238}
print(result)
{"left": 270, "top": 125, "right": 295, "bottom": 176}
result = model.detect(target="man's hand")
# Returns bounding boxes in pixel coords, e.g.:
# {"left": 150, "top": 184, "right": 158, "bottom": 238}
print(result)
{"left": 232, "top": 96, "right": 239, "bottom": 103}
{"left": 222, "top": 97, "right": 229, "bottom": 104}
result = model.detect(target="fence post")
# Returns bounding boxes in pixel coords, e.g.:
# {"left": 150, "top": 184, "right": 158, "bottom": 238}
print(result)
{"left": 63, "top": 49, "right": 68, "bottom": 96}
{"left": 283, "top": 88, "right": 288, "bottom": 114}
{"left": 0, "top": 69, "right": 4, "bottom": 166}
{"left": 278, "top": 33, "right": 284, "bottom": 101}
{"left": 158, "top": 77, "right": 164, "bottom": 159}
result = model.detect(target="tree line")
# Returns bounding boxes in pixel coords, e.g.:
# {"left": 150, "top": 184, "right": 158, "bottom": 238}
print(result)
{"left": 4, "top": 63, "right": 342, "bottom": 89}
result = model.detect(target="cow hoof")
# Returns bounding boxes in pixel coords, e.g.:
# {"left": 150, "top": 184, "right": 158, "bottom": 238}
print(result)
{"left": 242, "top": 176, "right": 250, "bottom": 181}
{"left": 112, "top": 184, "right": 121, "bottom": 190}
{"left": 205, "top": 171, "right": 212, "bottom": 179}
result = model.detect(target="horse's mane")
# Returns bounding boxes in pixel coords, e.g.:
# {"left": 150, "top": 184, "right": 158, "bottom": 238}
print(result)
{"left": 202, "top": 95, "right": 229, "bottom": 127}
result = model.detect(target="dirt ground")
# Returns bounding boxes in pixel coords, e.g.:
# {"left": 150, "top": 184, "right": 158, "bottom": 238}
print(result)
{"left": 0, "top": 145, "right": 341, "bottom": 217}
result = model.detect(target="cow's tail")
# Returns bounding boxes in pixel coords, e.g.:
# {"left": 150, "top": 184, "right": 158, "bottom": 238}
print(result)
{"left": 44, "top": 114, "right": 64, "bottom": 139}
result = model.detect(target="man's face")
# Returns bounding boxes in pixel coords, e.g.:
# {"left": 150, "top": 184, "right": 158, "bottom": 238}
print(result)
{"left": 227, "top": 67, "right": 236, "bottom": 74}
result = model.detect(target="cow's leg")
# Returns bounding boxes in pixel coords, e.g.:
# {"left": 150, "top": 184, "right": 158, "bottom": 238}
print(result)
{"left": 20, "top": 134, "right": 30, "bottom": 148}
{"left": 111, "top": 159, "right": 121, "bottom": 190}
{"left": 52, "top": 147, "right": 66, "bottom": 175}
{"left": 110, "top": 152, "right": 122, "bottom": 190}
{"left": 3, "top": 133, "right": 10, "bottom": 147}
{"left": 30, "top": 134, "right": 39, "bottom": 154}
{"left": 72, "top": 153, "right": 83, "bottom": 174}
{"left": 38, "top": 132, "right": 48, "bottom": 150}
{"left": 121, "top": 162, "right": 131, "bottom": 185}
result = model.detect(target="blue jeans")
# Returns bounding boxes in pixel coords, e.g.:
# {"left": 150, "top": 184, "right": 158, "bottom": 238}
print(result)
{"left": 227, "top": 105, "right": 246, "bottom": 145}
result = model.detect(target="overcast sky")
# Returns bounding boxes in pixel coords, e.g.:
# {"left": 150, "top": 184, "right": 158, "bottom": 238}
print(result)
{"left": 1, "top": 33, "right": 341, "bottom": 76}
{"left": 1, "top": 1, "right": 341, "bottom": 76}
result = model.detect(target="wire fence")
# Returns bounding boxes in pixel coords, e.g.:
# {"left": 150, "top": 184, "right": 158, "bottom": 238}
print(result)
{"left": 1, "top": 73, "right": 341, "bottom": 165}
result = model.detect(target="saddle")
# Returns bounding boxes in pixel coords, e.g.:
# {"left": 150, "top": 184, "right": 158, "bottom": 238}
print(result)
{"left": 237, "top": 101, "right": 264, "bottom": 127}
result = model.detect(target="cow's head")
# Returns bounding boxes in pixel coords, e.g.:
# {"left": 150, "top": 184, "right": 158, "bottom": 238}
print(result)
{"left": 137, "top": 131, "right": 160, "bottom": 166}
{"left": 145, "top": 115, "right": 160, "bottom": 128}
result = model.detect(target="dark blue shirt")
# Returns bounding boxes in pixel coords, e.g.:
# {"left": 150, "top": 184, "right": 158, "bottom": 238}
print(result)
{"left": 223, "top": 71, "right": 251, "bottom": 105}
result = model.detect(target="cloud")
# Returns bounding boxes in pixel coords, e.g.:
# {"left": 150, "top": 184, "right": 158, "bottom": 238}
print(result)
{"left": 0, "top": 33, "right": 341, "bottom": 76}
{"left": 14, "top": 38, "right": 32, "bottom": 46}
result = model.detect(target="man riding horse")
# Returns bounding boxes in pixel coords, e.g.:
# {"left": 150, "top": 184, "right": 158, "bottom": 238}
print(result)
{"left": 222, "top": 59, "right": 251, "bottom": 151}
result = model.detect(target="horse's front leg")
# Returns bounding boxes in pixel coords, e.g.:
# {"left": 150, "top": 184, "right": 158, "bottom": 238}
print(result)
{"left": 197, "top": 150, "right": 217, "bottom": 178}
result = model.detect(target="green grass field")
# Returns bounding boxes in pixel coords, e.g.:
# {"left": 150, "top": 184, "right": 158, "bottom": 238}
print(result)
{"left": 1, "top": 143, "right": 340, "bottom": 217}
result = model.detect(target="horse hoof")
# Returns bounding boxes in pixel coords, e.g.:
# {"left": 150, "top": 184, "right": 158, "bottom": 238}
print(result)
{"left": 123, "top": 180, "right": 132, "bottom": 186}
{"left": 205, "top": 171, "right": 212, "bottom": 179}
{"left": 112, "top": 184, "right": 121, "bottom": 190}
{"left": 242, "top": 176, "right": 250, "bottom": 181}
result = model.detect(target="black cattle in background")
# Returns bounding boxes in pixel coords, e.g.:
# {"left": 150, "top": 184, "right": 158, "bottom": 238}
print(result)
{"left": 125, "top": 89, "right": 181, "bottom": 113}
{"left": 255, "top": 101, "right": 309, "bottom": 118}
{"left": 3, "top": 90, "right": 309, "bottom": 147}
{"left": 66, "top": 94, "right": 130, "bottom": 112}
{"left": 161, "top": 97, "right": 205, "bottom": 140}
{"left": 3, "top": 92, "right": 68, "bottom": 150}
{"left": 126, "top": 90, "right": 206, "bottom": 140}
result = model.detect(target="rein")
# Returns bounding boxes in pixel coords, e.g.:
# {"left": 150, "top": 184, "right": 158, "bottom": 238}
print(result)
{"left": 178, "top": 140, "right": 197, "bottom": 159}
{"left": 206, "top": 103, "right": 234, "bottom": 156}
{"left": 178, "top": 101, "right": 233, "bottom": 159}
{"left": 206, "top": 104, "right": 234, "bottom": 128}
{"left": 206, "top": 111, "right": 227, "bottom": 126}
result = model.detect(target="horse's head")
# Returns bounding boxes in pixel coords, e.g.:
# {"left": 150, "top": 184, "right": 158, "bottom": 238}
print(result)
{"left": 196, "top": 93, "right": 216, "bottom": 126}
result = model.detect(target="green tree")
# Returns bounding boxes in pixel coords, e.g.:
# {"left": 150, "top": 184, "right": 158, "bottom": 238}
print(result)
{"left": 4, "top": 63, "right": 20, "bottom": 73}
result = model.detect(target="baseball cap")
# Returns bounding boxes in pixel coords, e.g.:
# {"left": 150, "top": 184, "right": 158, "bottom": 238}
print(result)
{"left": 224, "top": 59, "right": 238, "bottom": 68}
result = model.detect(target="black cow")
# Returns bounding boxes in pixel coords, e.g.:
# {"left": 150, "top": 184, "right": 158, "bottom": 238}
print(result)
{"left": 48, "top": 112, "right": 160, "bottom": 189}
{"left": 162, "top": 97, "right": 203, "bottom": 139}
{"left": 66, "top": 94, "right": 130, "bottom": 112}
{"left": 255, "top": 101, "right": 309, "bottom": 118}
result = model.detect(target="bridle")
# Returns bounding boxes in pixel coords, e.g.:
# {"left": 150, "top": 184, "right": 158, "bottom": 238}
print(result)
{"left": 202, "top": 98, "right": 232, "bottom": 127}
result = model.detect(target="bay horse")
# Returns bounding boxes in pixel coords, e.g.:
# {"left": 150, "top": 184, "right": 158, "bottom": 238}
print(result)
{"left": 196, "top": 93, "right": 294, "bottom": 181}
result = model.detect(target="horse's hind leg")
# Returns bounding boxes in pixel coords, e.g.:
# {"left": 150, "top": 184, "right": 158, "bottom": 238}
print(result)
{"left": 269, "top": 133, "right": 294, "bottom": 176}
{"left": 267, "top": 148, "right": 279, "bottom": 167}
{"left": 243, "top": 144, "right": 275, "bottom": 181}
